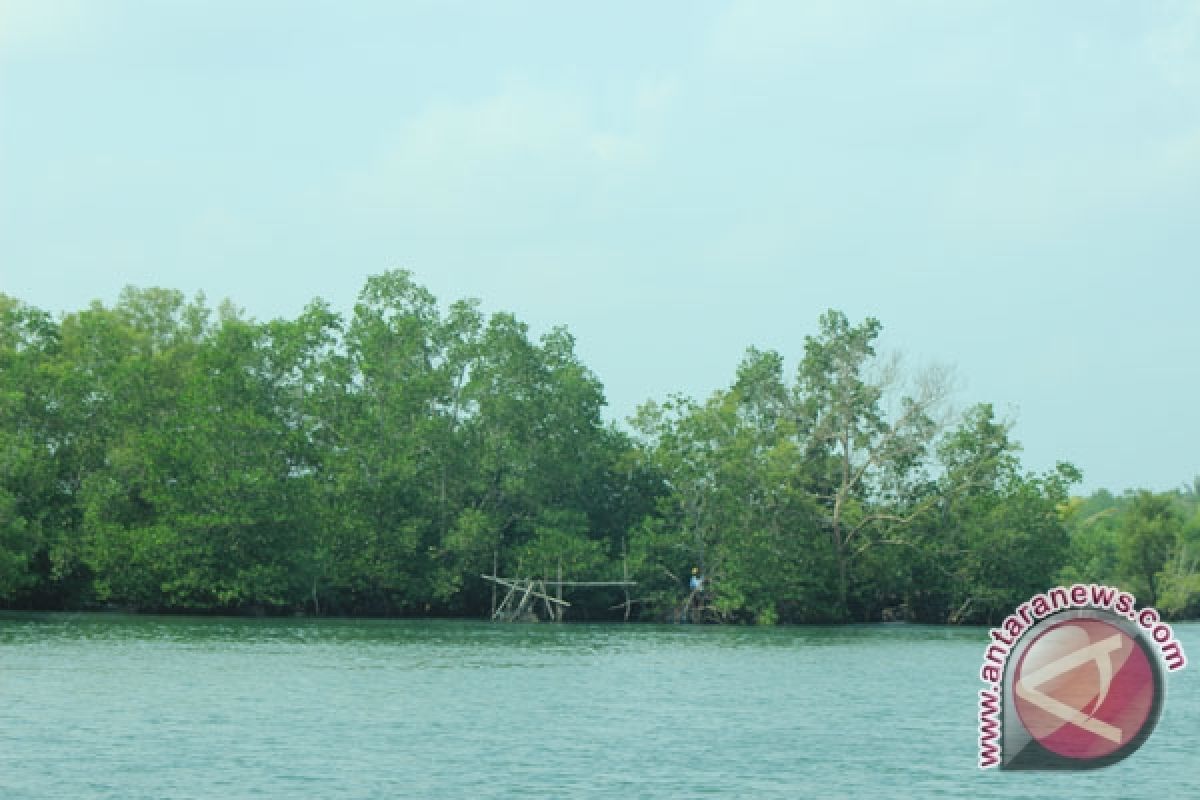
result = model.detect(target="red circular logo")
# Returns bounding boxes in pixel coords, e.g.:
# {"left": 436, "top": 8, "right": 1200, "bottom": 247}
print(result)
{"left": 1013, "top": 618, "right": 1156, "bottom": 760}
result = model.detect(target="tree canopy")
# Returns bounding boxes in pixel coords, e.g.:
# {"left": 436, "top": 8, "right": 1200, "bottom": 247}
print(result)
{"left": 1, "top": 275, "right": 1194, "bottom": 621}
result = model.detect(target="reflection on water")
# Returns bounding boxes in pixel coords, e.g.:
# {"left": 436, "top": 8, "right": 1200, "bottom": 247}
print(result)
{"left": 0, "top": 613, "right": 1196, "bottom": 798}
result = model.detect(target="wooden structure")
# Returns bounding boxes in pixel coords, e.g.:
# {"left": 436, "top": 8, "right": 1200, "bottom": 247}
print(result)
{"left": 482, "top": 574, "right": 638, "bottom": 622}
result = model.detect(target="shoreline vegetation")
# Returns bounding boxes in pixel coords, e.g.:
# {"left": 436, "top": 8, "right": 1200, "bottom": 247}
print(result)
{"left": 2, "top": 272, "right": 1197, "bottom": 624}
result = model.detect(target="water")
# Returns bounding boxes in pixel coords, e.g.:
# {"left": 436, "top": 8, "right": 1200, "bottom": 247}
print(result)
{"left": 1, "top": 614, "right": 1196, "bottom": 799}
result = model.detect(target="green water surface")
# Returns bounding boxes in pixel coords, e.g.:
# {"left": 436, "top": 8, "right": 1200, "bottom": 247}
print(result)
{"left": 1, "top": 614, "right": 1195, "bottom": 798}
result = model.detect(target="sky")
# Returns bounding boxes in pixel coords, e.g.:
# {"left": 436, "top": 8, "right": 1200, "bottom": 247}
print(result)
{"left": 1, "top": 0, "right": 1197, "bottom": 494}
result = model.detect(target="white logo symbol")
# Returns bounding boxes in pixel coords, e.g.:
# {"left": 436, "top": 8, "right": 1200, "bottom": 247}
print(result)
{"left": 1015, "top": 634, "right": 1124, "bottom": 743}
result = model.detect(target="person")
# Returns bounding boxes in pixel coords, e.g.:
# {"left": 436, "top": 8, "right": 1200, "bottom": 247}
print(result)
{"left": 689, "top": 567, "right": 703, "bottom": 592}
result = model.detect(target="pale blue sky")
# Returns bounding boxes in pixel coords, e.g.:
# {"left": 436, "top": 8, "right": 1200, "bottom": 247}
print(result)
{"left": 2, "top": 1, "right": 1197, "bottom": 493}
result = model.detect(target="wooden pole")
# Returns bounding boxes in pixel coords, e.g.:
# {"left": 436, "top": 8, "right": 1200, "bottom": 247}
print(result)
{"left": 481, "top": 576, "right": 571, "bottom": 607}
{"left": 492, "top": 582, "right": 517, "bottom": 621}
{"left": 622, "top": 549, "right": 631, "bottom": 622}
{"left": 507, "top": 580, "right": 637, "bottom": 587}
{"left": 481, "top": 574, "right": 635, "bottom": 621}
{"left": 490, "top": 549, "right": 498, "bottom": 619}
{"left": 556, "top": 558, "right": 563, "bottom": 622}
{"left": 514, "top": 580, "right": 532, "bottom": 620}
{"left": 541, "top": 580, "right": 558, "bottom": 621}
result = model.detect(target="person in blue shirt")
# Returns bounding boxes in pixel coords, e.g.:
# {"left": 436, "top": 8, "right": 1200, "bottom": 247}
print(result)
{"left": 689, "top": 567, "right": 703, "bottom": 592}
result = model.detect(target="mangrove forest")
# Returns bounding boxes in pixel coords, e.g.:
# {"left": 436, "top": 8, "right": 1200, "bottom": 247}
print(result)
{"left": 2, "top": 271, "right": 1197, "bottom": 623}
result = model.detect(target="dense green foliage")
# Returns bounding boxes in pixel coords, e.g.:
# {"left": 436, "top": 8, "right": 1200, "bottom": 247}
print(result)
{"left": 1058, "top": 482, "right": 1200, "bottom": 619}
{"left": 1, "top": 276, "right": 1196, "bottom": 621}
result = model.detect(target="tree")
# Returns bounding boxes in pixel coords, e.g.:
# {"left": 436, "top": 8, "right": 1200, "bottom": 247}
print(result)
{"left": 794, "top": 310, "right": 950, "bottom": 617}
{"left": 900, "top": 404, "right": 1080, "bottom": 624}
{"left": 0, "top": 294, "right": 90, "bottom": 606}
{"left": 1156, "top": 507, "right": 1200, "bottom": 618}
{"left": 1057, "top": 490, "right": 1122, "bottom": 588}
{"left": 1116, "top": 491, "right": 1182, "bottom": 608}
